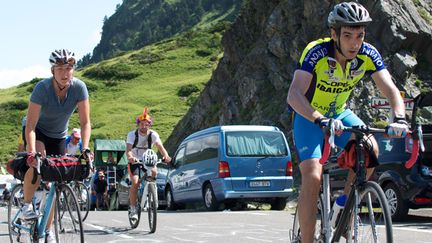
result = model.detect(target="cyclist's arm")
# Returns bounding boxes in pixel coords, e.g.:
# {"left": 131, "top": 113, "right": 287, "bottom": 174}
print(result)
{"left": 154, "top": 141, "right": 171, "bottom": 163}
{"left": 25, "top": 102, "right": 41, "bottom": 156}
{"left": 287, "top": 69, "right": 323, "bottom": 122}
{"left": 77, "top": 99, "right": 91, "bottom": 150}
{"left": 126, "top": 143, "right": 136, "bottom": 163}
{"left": 372, "top": 69, "right": 405, "bottom": 119}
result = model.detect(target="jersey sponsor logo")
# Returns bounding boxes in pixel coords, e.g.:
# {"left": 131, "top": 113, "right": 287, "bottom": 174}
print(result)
{"left": 312, "top": 101, "right": 345, "bottom": 112}
{"left": 350, "top": 69, "right": 364, "bottom": 77}
{"left": 317, "top": 80, "right": 355, "bottom": 93}
{"left": 361, "top": 45, "right": 383, "bottom": 67}
{"left": 305, "top": 46, "right": 328, "bottom": 67}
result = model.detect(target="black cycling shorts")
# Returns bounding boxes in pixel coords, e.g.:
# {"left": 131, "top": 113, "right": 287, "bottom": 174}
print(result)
{"left": 35, "top": 128, "right": 66, "bottom": 156}
{"left": 128, "top": 163, "right": 142, "bottom": 177}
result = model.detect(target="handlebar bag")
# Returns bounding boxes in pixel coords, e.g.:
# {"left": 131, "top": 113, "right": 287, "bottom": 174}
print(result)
{"left": 41, "top": 156, "right": 90, "bottom": 182}
{"left": 6, "top": 152, "right": 29, "bottom": 181}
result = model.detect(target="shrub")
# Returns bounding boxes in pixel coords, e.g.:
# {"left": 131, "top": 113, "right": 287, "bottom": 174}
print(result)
{"left": 1, "top": 99, "right": 28, "bottom": 111}
{"left": 177, "top": 84, "right": 199, "bottom": 97}
{"left": 83, "top": 63, "right": 141, "bottom": 80}
{"left": 195, "top": 49, "right": 212, "bottom": 57}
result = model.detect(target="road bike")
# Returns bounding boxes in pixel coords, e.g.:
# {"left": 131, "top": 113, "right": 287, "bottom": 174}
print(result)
{"left": 8, "top": 152, "right": 93, "bottom": 242}
{"left": 128, "top": 157, "right": 162, "bottom": 233}
{"left": 70, "top": 179, "right": 91, "bottom": 221}
{"left": 290, "top": 123, "right": 422, "bottom": 243}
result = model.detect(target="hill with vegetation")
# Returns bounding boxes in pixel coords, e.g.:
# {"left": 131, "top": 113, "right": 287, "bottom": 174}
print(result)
{"left": 79, "top": 0, "right": 242, "bottom": 67}
{"left": 0, "top": 0, "right": 241, "bottom": 163}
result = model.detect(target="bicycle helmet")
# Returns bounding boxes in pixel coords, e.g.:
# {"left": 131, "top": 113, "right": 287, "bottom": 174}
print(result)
{"left": 136, "top": 107, "right": 152, "bottom": 125}
{"left": 142, "top": 149, "right": 158, "bottom": 167}
{"left": 49, "top": 49, "right": 76, "bottom": 66}
{"left": 328, "top": 2, "right": 372, "bottom": 28}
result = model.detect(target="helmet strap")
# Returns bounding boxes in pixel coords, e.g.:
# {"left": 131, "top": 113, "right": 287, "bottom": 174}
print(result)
{"left": 54, "top": 78, "right": 69, "bottom": 91}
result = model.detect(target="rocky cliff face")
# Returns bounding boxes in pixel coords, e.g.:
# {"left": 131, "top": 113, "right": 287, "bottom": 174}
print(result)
{"left": 164, "top": 0, "right": 432, "bottom": 154}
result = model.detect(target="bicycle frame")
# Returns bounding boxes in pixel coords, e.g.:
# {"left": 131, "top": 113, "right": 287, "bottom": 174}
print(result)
{"left": 138, "top": 164, "right": 158, "bottom": 210}
{"left": 10, "top": 182, "right": 57, "bottom": 240}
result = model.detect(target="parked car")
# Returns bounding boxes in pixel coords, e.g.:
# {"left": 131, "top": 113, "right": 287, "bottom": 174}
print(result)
{"left": 330, "top": 92, "right": 432, "bottom": 220}
{"left": 0, "top": 174, "right": 17, "bottom": 205}
{"left": 164, "top": 125, "right": 293, "bottom": 211}
{"left": 116, "top": 164, "right": 169, "bottom": 209}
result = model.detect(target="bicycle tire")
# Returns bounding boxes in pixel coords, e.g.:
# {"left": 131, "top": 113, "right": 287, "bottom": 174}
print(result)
{"left": 147, "top": 182, "right": 157, "bottom": 233}
{"left": 352, "top": 181, "right": 393, "bottom": 242}
{"left": 290, "top": 194, "right": 324, "bottom": 242}
{"left": 74, "top": 181, "right": 90, "bottom": 221}
{"left": 129, "top": 188, "right": 142, "bottom": 229}
{"left": 8, "top": 184, "right": 26, "bottom": 243}
{"left": 54, "top": 183, "right": 84, "bottom": 243}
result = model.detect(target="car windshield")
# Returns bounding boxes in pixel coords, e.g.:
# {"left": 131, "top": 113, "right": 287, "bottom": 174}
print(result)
{"left": 226, "top": 131, "right": 288, "bottom": 157}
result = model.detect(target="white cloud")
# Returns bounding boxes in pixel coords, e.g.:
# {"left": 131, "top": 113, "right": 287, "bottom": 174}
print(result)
{"left": 0, "top": 65, "right": 51, "bottom": 89}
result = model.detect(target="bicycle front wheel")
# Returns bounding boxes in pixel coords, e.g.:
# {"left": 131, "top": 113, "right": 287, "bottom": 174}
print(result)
{"left": 354, "top": 181, "right": 393, "bottom": 242}
{"left": 55, "top": 183, "right": 84, "bottom": 243}
{"left": 8, "top": 184, "right": 26, "bottom": 243}
{"left": 147, "top": 182, "right": 157, "bottom": 233}
{"left": 73, "top": 181, "right": 90, "bottom": 221}
{"left": 290, "top": 194, "right": 324, "bottom": 242}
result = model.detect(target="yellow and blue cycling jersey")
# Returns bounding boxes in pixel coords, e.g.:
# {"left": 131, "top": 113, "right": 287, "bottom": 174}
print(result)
{"left": 297, "top": 37, "right": 386, "bottom": 117}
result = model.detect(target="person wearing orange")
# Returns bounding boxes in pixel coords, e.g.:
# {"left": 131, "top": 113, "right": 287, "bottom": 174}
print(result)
{"left": 125, "top": 107, "right": 171, "bottom": 220}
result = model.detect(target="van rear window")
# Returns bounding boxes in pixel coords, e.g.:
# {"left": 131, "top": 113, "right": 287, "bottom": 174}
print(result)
{"left": 226, "top": 131, "right": 288, "bottom": 157}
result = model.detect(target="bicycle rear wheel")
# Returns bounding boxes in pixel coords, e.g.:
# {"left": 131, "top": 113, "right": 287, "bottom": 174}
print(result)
{"left": 353, "top": 181, "right": 393, "bottom": 242}
{"left": 290, "top": 194, "right": 324, "bottom": 242}
{"left": 55, "top": 183, "right": 84, "bottom": 242}
{"left": 73, "top": 181, "right": 90, "bottom": 221}
{"left": 8, "top": 184, "right": 26, "bottom": 243}
{"left": 147, "top": 182, "right": 157, "bottom": 233}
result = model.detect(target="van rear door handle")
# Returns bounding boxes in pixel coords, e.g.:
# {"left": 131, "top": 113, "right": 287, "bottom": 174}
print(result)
{"left": 179, "top": 172, "right": 185, "bottom": 176}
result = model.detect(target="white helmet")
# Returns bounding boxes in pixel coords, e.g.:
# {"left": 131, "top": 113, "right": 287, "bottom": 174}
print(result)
{"left": 328, "top": 2, "right": 372, "bottom": 29}
{"left": 142, "top": 149, "right": 158, "bottom": 167}
{"left": 49, "top": 49, "right": 76, "bottom": 66}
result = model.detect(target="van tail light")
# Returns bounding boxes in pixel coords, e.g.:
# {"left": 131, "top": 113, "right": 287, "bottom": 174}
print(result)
{"left": 286, "top": 160, "right": 293, "bottom": 176}
{"left": 218, "top": 161, "right": 231, "bottom": 178}
{"left": 414, "top": 197, "right": 432, "bottom": 203}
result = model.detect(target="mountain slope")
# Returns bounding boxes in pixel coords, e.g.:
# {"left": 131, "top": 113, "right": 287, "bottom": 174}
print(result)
{"left": 0, "top": 29, "right": 224, "bottom": 162}
{"left": 85, "top": 0, "right": 242, "bottom": 65}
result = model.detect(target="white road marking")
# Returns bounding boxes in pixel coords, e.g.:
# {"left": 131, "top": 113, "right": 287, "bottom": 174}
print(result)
{"left": 85, "top": 222, "right": 133, "bottom": 239}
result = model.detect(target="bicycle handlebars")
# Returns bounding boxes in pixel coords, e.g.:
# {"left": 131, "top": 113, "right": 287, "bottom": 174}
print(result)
{"left": 320, "top": 120, "right": 423, "bottom": 169}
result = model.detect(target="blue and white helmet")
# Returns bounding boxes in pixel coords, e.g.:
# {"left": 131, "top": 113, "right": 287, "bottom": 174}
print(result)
{"left": 49, "top": 49, "right": 76, "bottom": 66}
{"left": 142, "top": 149, "right": 158, "bottom": 167}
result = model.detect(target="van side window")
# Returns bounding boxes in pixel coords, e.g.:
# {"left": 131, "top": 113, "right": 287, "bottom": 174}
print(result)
{"left": 174, "top": 147, "right": 186, "bottom": 166}
{"left": 226, "top": 131, "right": 287, "bottom": 157}
{"left": 185, "top": 134, "right": 219, "bottom": 164}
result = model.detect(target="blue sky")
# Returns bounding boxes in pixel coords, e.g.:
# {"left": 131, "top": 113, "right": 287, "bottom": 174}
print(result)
{"left": 0, "top": 1, "right": 122, "bottom": 89}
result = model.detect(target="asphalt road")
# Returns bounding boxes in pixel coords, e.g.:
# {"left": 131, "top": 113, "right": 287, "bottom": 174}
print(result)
{"left": 1, "top": 205, "right": 432, "bottom": 242}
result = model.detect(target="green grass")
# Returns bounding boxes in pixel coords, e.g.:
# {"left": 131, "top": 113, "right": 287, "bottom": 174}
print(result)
{"left": 0, "top": 30, "right": 222, "bottom": 163}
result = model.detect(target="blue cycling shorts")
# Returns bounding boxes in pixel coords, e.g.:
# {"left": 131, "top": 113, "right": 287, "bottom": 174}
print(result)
{"left": 293, "top": 109, "right": 365, "bottom": 162}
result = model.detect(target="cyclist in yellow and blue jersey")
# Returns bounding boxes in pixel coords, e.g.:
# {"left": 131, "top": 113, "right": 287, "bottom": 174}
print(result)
{"left": 287, "top": 2, "right": 409, "bottom": 243}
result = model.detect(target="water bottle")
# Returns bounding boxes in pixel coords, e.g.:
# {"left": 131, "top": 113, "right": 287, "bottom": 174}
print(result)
{"left": 330, "top": 194, "right": 347, "bottom": 228}
{"left": 421, "top": 166, "right": 430, "bottom": 176}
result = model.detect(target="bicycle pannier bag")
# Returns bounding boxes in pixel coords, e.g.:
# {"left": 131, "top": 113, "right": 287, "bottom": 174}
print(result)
{"left": 337, "top": 140, "right": 378, "bottom": 170}
{"left": 7, "top": 152, "right": 29, "bottom": 181}
{"left": 41, "top": 156, "right": 89, "bottom": 182}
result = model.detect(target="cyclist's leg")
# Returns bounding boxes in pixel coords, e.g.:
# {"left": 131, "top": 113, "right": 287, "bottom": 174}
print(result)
{"left": 128, "top": 164, "right": 140, "bottom": 207}
{"left": 293, "top": 114, "right": 324, "bottom": 243}
{"left": 334, "top": 109, "right": 367, "bottom": 195}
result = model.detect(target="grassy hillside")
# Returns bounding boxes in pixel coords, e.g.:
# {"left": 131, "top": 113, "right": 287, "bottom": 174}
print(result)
{"left": 0, "top": 28, "right": 224, "bottom": 163}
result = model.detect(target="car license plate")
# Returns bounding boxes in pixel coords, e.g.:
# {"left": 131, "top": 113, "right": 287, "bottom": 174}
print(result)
{"left": 249, "top": 181, "right": 270, "bottom": 187}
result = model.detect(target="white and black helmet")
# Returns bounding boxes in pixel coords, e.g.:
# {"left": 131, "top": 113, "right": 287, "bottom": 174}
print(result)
{"left": 49, "top": 49, "right": 76, "bottom": 66}
{"left": 328, "top": 2, "right": 372, "bottom": 28}
{"left": 142, "top": 149, "right": 158, "bottom": 167}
